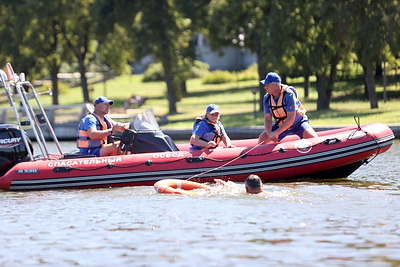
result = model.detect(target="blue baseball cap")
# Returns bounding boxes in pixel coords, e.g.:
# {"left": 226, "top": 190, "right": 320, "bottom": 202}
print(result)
{"left": 260, "top": 72, "right": 281, "bottom": 85}
{"left": 206, "top": 104, "right": 220, "bottom": 114}
{"left": 94, "top": 96, "right": 114, "bottom": 105}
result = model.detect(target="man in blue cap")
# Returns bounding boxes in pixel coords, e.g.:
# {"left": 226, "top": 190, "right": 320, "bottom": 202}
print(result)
{"left": 77, "top": 96, "right": 129, "bottom": 156}
{"left": 258, "top": 72, "right": 317, "bottom": 144}
{"left": 190, "top": 104, "right": 235, "bottom": 151}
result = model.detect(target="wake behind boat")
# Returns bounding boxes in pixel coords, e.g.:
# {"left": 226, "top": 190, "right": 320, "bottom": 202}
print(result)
{"left": 0, "top": 63, "right": 395, "bottom": 191}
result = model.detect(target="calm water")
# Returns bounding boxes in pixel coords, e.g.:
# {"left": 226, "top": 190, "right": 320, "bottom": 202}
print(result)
{"left": 1, "top": 141, "right": 399, "bottom": 266}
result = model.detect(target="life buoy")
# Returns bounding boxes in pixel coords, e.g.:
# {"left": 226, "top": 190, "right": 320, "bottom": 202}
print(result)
{"left": 154, "top": 179, "right": 211, "bottom": 196}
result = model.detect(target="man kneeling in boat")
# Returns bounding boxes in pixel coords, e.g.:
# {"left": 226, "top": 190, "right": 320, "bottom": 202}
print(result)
{"left": 258, "top": 72, "right": 318, "bottom": 144}
{"left": 190, "top": 104, "right": 235, "bottom": 151}
{"left": 77, "top": 96, "right": 129, "bottom": 157}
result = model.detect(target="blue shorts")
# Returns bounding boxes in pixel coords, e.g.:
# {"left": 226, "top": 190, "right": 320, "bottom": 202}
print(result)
{"left": 79, "top": 147, "right": 101, "bottom": 157}
{"left": 273, "top": 117, "right": 312, "bottom": 141}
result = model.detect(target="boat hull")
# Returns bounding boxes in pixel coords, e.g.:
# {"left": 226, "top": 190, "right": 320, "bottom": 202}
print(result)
{"left": 0, "top": 123, "right": 394, "bottom": 191}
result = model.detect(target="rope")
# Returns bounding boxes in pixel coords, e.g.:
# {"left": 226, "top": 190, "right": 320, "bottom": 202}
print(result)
{"left": 354, "top": 115, "right": 361, "bottom": 130}
{"left": 186, "top": 140, "right": 266, "bottom": 181}
{"left": 349, "top": 115, "right": 381, "bottom": 165}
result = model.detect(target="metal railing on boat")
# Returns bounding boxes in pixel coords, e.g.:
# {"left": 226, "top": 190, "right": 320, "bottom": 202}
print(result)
{"left": 0, "top": 63, "right": 62, "bottom": 160}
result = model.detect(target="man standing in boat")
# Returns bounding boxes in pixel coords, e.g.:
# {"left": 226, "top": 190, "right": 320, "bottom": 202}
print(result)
{"left": 77, "top": 96, "right": 129, "bottom": 156}
{"left": 258, "top": 72, "right": 318, "bottom": 144}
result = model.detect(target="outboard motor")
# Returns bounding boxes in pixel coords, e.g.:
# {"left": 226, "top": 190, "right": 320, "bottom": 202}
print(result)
{"left": 0, "top": 124, "right": 31, "bottom": 176}
{"left": 116, "top": 129, "right": 179, "bottom": 154}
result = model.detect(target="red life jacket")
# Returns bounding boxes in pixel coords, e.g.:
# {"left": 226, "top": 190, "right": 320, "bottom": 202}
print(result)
{"left": 77, "top": 113, "right": 111, "bottom": 148}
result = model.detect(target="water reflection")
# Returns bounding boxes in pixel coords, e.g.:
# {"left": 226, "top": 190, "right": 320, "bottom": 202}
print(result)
{"left": 1, "top": 141, "right": 399, "bottom": 266}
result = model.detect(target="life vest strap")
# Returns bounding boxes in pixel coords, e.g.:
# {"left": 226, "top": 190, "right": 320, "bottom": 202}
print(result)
{"left": 267, "top": 85, "right": 306, "bottom": 125}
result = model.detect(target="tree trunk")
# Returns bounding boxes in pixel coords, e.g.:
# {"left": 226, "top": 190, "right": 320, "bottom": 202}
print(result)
{"left": 280, "top": 74, "right": 287, "bottom": 84}
{"left": 49, "top": 20, "right": 60, "bottom": 105}
{"left": 50, "top": 63, "right": 60, "bottom": 105}
{"left": 181, "top": 80, "right": 187, "bottom": 95}
{"left": 375, "top": 62, "right": 382, "bottom": 78}
{"left": 364, "top": 63, "right": 379, "bottom": 109}
{"left": 326, "top": 55, "right": 340, "bottom": 101}
{"left": 303, "top": 74, "right": 310, "bottom": 99}
{"left": 163, "top": 61, "right": 177, "bottom": 114}
{"left": 362, "top": 65, "right": 369, "bottom": 99}
{"left": 254, "top": 34, "right": 266, "bottom": 112}
{"left": 78, "top": 56, "right": 89, "bottom": 102}
{"left": 61, "top": 22, "right": 90, "bottom": 102}
{"left": 316, "top": 73, "right": 329, "bottom": 110}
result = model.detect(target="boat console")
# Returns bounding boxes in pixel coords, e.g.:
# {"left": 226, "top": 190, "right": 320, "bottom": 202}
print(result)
{"left": 115, "top": 110, "right": 179, "bottom": 154}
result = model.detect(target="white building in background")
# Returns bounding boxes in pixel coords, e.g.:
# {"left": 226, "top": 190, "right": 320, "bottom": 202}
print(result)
{"left": 132, "top": 34, "right": 257, "bottom": 74}
{"left": 194, "top": 34, "right": 256, "bottom": 71}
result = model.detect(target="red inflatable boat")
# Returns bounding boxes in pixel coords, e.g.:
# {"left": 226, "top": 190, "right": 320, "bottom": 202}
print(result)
{"left": 0, "top": 64, "right": 395, "bottom": 191}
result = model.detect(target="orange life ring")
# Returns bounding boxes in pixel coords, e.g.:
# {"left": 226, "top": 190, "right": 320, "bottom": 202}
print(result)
{"left": 154, "top": 179, "right": 211, "bottom": 196}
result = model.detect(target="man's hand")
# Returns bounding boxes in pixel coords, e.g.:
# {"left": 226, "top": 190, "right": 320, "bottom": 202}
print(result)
{"left": 112, "top": 124, "right": 125, "bottom": 133}
{"left": 269, "top": 131, "right": 280, "bottom": 142}
{"left": 206, "top": 141, "right": 217, "bottom": 148}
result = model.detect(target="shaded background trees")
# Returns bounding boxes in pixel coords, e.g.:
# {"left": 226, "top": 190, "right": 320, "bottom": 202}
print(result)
{"left": 0, "top": 0, "right": 398, "bottom": 114}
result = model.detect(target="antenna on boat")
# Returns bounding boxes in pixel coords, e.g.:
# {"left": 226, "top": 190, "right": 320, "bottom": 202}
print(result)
{"left": 1, "top": 63, "right": 63, "bottom": 159}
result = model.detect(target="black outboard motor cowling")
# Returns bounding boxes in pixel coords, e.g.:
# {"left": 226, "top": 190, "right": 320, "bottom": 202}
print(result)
{"left": 0, "top": 124, "right": 30, "bottom": 176}
{"left": 117, "top": 129, "right": 179, "bottom": 154}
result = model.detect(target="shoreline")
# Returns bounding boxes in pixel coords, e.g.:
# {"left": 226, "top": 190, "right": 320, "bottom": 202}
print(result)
{"left": 29, "top": 123, "right": 400, "bottom": 141}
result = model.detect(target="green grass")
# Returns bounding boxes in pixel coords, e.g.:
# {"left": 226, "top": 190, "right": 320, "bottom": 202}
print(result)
{"left": 4, "top": 73, "right": 400, "bottom": 128}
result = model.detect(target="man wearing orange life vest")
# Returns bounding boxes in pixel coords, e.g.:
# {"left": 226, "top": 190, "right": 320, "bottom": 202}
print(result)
{"left": 77, "top": 96, "right": 128, "bottom": 156}
{"left": 258, "top": 72, "right": 318, "bottom": 144}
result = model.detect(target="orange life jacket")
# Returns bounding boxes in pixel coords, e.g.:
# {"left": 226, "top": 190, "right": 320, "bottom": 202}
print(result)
{"left": 267, "top": 85, "right": 306, "bottom": 125}
{"left": 77, "top": 113, "right": 111, "bottom": 148}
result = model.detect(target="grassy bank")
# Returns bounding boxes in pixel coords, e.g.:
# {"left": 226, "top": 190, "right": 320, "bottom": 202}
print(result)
{"left": 37, "top": 74, "right": 400, "bottom": 128}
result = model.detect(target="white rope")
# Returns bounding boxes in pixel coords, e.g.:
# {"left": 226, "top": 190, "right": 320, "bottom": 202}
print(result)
{"left": 186, "top": 140, "right": 266, "bottom": 181}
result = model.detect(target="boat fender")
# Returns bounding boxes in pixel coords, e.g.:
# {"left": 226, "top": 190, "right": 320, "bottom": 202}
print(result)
{"left": 154, "top": 179, "right": 211, "bottom": 196}
{"left": 323, "top": 138, "right": 341, "bottom": 145}
{"left": 186, "top": 156, "right": 205, "bottom": 163}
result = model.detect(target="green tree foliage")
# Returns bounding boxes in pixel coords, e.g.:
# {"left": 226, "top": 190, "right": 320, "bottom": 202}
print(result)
{"left": 57, "top": 0, "right": 99, "bottom": 103}
{"left": 207, "top": 0, "right": 268, "bottom": 109}
{"left": 109, "top": 0, "right": 193, "bottom": 114}
{"left": 207, "top": 0, "right": 398, "bottom": 111}
{"left": 0, "top": 3, "right": 13, "bottom": 67}
{"left": 92, "top": 1, "right": 133, "bottom": 76}
{"left": 1, "top": 0, "right": 398, "bottom": 112}
{"left": 352, "top": 0, "right": 399, "bottom": 109}
{"left": 95, "top": 25, "right": 133, "bottom": 75}
{"left": 19, "top": 1, "right": 72, "bottom": 104}
{"left": 136, "top": 0, "right": 192, "bottom": 114}
{"left": 0, "top": 1, "right": 40, "bottom": 76}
